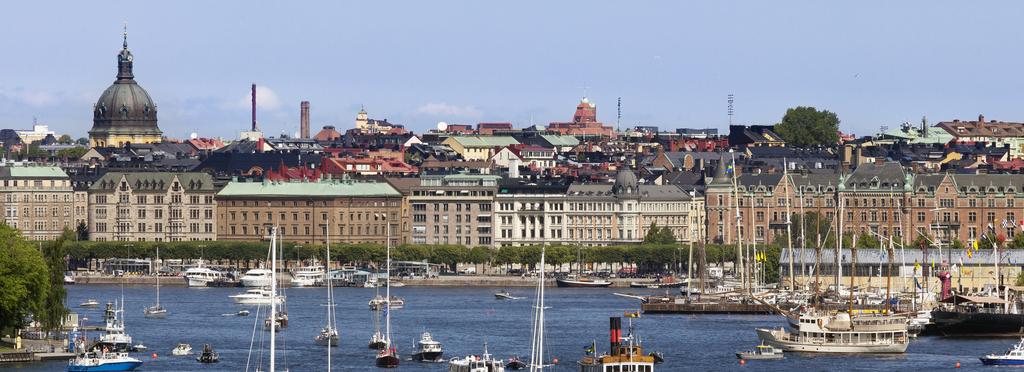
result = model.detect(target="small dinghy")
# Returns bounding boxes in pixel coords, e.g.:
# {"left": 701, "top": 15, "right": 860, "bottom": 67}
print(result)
{"left": 981, "top": 337, "right": 1024, "bottom": 365}
{"left": 196, "top": 344, "right": 219, "bottom": 363}
{"left": 736, "top": 343, "right": 784, "bottom": 360}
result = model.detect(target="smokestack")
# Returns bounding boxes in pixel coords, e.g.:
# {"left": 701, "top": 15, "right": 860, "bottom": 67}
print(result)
{"left": 251, "top": 83, "right": 257, "bottom": 131}
{"left": 300, "top": 101, "right": 310, "bottom": 139}
{"left": 609, "top": 317, "right": 621, "bottom": 356}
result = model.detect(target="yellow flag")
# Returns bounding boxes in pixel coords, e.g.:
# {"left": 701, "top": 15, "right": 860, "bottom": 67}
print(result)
{"left": 973, "top": 240, "right": 979, "bottom": 250}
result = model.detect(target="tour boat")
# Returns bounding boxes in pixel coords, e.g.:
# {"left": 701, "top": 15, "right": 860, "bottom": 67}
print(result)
{"left": 183, "top": 265, "right": 226, "bottom": 287}
{"left": 67, "top": 350, "right": 142, "bottom": 372}
{"left": 578, "top": 317, "right": 657, "bottom": 372}
{"left": 290, "top": 263, "right": 325, "bottom": 287}
{"left": 369, "top": 295, "right": 405, "bottom": 310}
{"left": 374, "top": 226, "right": 400, "bottom": 368}
{"left": 447, "top": 342, "right": 504, "bottom": 372}
{"left": 230, "top": 288, "right": 285, "bottom": 305}
{"left": 736, "top": 342, "right": 784, "bottom": 360}
{"left": 981, "top": 337, "right": 1024, "bottom": 365}
{"left": 756, "top": 311, "right": 909, "bottom": 353}
{"left": 556, "top": 275, "right": 612, "bottom": 288}
{"left": 171, "top": 343, "right": 192, "bottom": 356}
{"left": 411, "top": 332, "right": 444, "bottom": 362}
{"left": 80, "top": 299, "right": 100, "bottom": 308}
{"left": 240, "top": 268, "right": 274, "bottom": 287}
{"left": 196, "top": 344, "right": 219, "bottom": 363}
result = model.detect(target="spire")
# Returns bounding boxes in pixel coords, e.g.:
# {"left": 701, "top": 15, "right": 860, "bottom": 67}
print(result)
{"left": 710, "top": 154, "right": 730, "bottom": 186}
{"left": 116, "top": 23, "right": 134, "bottom": 81}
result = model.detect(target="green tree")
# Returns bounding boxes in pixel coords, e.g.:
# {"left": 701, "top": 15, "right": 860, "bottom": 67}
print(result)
{"left": 0, "top": 223, "right": 50, "bottom": 333}
{"left": 773, "top": 106, "right": 841, "bottom": 147}
{"left": 75, "top": 137, "right": 89, "bottom": 146}
{"left": 467, "top": 246, "right": 492, "bottom": 274}
{"left": 56, "top": 147, "right": 87, "bottom": 159}
{"left": 58, "top": 134, "right": 73, "bottom": 144}
{"left": 643, "top": 223, "right": 677, "bottom": 245}
{"left": 40, "top": 229, "right": 72, "bottom": 335}
{"left": 856, "top": 232, "right": 880, "bottom": 248}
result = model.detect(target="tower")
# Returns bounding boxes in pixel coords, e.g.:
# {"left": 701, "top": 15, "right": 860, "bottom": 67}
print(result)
{"left": 89, "top": 26, "right": 163, "bottom": 147}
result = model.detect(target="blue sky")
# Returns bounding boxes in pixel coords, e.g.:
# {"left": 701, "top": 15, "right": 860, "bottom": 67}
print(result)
{"left": 1, "top": 1, "right": 1022, "bottom": 139}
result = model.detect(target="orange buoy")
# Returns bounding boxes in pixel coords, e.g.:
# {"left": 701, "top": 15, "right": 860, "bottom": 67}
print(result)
{"left": 739, "top": 359, "right": 746, "bottom": 365}
{"left": 955, "top": 361, "right": 961, "bottom": 368}
{"left": 552, "top": 357, "right": 558, "bottom": 364}
{"left": 151, "top": 353, "right": 157, "bottom": 359}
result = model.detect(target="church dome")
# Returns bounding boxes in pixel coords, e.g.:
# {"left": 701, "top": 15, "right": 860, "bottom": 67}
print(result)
{"left": 89, "top": 30, "right": 162, "bottom": 146}
{"left": 613, "top": 166, "right": 638, "bottom": 195}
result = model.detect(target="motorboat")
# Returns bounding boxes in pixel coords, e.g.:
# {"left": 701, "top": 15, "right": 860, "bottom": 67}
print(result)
{"left": 171, "top": 343, "right": 192, "bottom": 356}
{"left": 64, "top": 274, "right": 76, "bottom": 285}
{"left": 79, "top": 299, "right": 100, "bottom": 308}
{"left": 981, "top": 337, "right": 1024, "bottom": 365}
{"left": 907, "top": 309, "right": 932, "bottom": 337}
{"left": 264, "top": 312, "right": 289, "bottom": 331}
{"left": 369, "top": 295, "right": 405, "bottom": 310}
{"left": 132, "top": 343, "right": 147, "bottom": 352}
{"left": 222, "top": 309, "right": 250, "bottom": 317}
{"left": 495, "top": 290, "right": 522, "bottom": 300}
{"left": 183, "top": 266, "right": 226, "bottom": 287}
{"left": 736, "top": 343, "right": 784, "bottom": 360}
{"left": 196, "top": 344, "right": 219, "bottom": 363}
{"left": 411, "top": 332, "right": 443, "bottom": 362}
{"left": 290, "top": 263, "right": 325, "bottom": 287}
{"left": 229, "top": 288, "right": 285, "bottom": 305}
{"left": 447, "top": 342, "right": 504, "bottom": 372}
{"left": 204, "top": 277, "right": 240, "bottom": 287}
{"left": 504, "top": 356, "right": 526, "bottom": 370}
{"left": 756, "top": 311, "right": 909, "bottom": 353}
{"left": 240, "top": 268, "right": 274, "bottom": 287}
{"left": 96, "top": 302, "right": 133, "bottom": 352}
{"left": 67, "top": 350, "right": 142, "bottom": 372}
{"left": 578, "top": 317, "right": 657, "bottom": 372}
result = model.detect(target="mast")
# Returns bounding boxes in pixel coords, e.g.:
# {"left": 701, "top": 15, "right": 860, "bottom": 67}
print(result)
{"left": 886, "top": 236, "right": 893, "bottom": 313}
{"left": 784, "top": 160, "right": 795, "bottom": 290}
{"left": 155, "top": 246, "right": 160, "bottom": 307}
{"left": 836, "top": 183, "right": 844, "bottom": 291}
{"left": 270, "top": 226, "right": 277, "bottom": 372}
{"left": 530, "top": 242, "right": 547, "bottom": 371}
{"left": 687, "top": 229, "right": 694, "bottom": 301}
{"left": 799, "top": 187, "right": 806, "bottom": 283}
{"left": 729, "top": 153, "right": 745, "bottom": 290}
{"left": 385, "top": 217, "right": 392, "bottom": 346}
{"left": 848, "top": 245, "right": 856, "bottom": 314}
{"left": 326, "top": 223, "right": 332, "bottom": 371}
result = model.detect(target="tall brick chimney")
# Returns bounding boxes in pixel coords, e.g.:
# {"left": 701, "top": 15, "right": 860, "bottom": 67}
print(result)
{"left": 300, "top": 101, "right": 310, "bottom": 139}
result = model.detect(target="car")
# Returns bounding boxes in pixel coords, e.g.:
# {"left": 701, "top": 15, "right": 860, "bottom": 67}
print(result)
{"left": 460, "top": 267, "right": 477, "bottom": 275}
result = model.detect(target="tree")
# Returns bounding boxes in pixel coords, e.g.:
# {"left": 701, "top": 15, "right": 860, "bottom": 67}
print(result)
{"left": 467, "top": 246, "right": 492, "bottom": 274}
{"left": 773, "top": 106, "right": 841, "bottom": 147}
{"left": 56, "top": 147, "right": 87, "bottom": 159}
{"left": 643, "top": 223, "right": 677, "bottom": 245}
{"left": 40, "top": 229, "right": 72, "bottom": 335}
{"left": 76, "top": 221, "right": 89, "bottom": 241}
{"left": 58, "top": 134, "right": 73, "bottom": 144}
{"left": 0, "top": 223, "right": 50, "bottom": 333}
{"left": 75, "top": 137, "right": 89, "bottom": 146}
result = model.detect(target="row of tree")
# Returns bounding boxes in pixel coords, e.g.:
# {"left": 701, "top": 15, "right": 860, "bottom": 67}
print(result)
{"left": 0, "top": 224, "right": 70, "bottom": 336}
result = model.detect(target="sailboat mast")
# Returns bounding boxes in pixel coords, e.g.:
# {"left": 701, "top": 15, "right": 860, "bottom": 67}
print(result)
{"left": 784, "top": 160, "right": 795, "bottom": 291}
{"left": 156, "top": 246, "right": 160, "bottom": 306}
{"left": 729, "top": 153, "right": 745, "bottom": 290}
{"left": 326, "top": 224, "right": 332, "bottom": 371}
{"left": 530, "top": 244, "right": 547, "bottom": 372}
{"left": 385, "top": 217, "right": 391, "bottom": 343}
{"left": 270, "top": 226, "right": 277, "bottom": 372}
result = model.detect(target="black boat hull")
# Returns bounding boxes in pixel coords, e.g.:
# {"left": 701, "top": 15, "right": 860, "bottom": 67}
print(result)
{"left": 369, "top": 341, "right": 387, "bottom": 350}
{"left": 412, "top": 351, "right": 443, "bottom": 362}
{"left": 556, "top": 279, "right": 612, "bottom": 288}
{"left": 923, "top": 310, "right": 1024, "bottom": 337}
{"left": 376, "top": 354, "right": 400, "bottom": 368}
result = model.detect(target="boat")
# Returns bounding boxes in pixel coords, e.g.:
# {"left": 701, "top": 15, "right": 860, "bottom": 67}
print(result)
{"left": 315, "top": 231, "right": 339, "bottom": 348}
{"left": 196, "top": 344, "right": 219, "bottom": 363}
{"left": 171, "top": 343, "right": 192, "bottom": 356}
{"left": 290, "top": 262, "right": 325, "bottom": 287}
{"left": 369, "top": 329, "right": 388, "bottom": 350}
{"left": 556, "top": 275, "right": 612, "bottom": 288}
{"left": 369, "top": 295, "right": 405, "bottom": 310}
{"left": 244, "top": 226, "right": 287, "bottom": 372}
{"left": 736, "top": 342, "right": 784, "bottom": 360}
{"left": 132, "top": 343, "right": 147, "bottom": 351}
{"left": 925, "top": 295, "right": 1024, "bottom": 337}
{"left": 240, "top": 268, "right": 274, "bottom": 287}
{"left": 96, "top": 301, "right": 133, "bottom": 352}
{"left": 447, "top": 342, "right": 504, "bottom": 372}
{"left": 315, "top": 326, "right": 339, "bottom": 346}
{"left": 756, "top": 311, "right": 909, "bottom": 353}
{"left": 505, "top": 356, "right": 526, "bottom": 370}
{"left": 67, "top": 349, "right": 142, "bottom": 372}
{"left": 205, "top": 277, "right": 240, "bottom": 287}
{"left": 981, "top": 337, "right": 1024, "bottom": 365}
{"left": 578, "top": 317, "right": 657, "bottom": 372}
{"left": 79, "top": 299, "right": 100, "bottom": 308}
{"left": 375, "top": 225, "right": 400, "bottom": 368}
{"left": 264, "top": 312, "right": 289, "bottom": 331}
{"left": 143, "top": 247, "right": 168, "bottom": 318}
{"left": 222, "top": 309, "right": 250, "bottom": 317}
{"left": 230, "top": 288, "right": 285, "bottom": 305}
{"left": 183, "top": 263, "right": 226, "bottom": 287}
{"left": 411, "top": 332, "right": 444, "bottom": 362}
{"left": 495, "top": 290, "right": 522, "bottom": 300}
{"left": 64, "top": 274, "right": 76, "bottom": 285}
{"left": 907, "top": 309, "right": 932, "bottom": 338}
{"left": 629, "top": 276, "right": 686, "bottom": 289}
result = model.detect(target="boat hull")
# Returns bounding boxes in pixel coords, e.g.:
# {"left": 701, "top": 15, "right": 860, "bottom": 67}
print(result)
{"left": 412, "top": 351, "right": 444, "bottom": 362}
{"left": 376, "top": 354, "right": 400, "bottom": 368}
{"left": 240, "top": 278, "right": 272, "bottom": 287}
{"left": 755, "top": 328, "right": 908, "bottom": 353}
{"left": 556, "top": 279, "right": 612, "bottom": 288}
{"left": 925, "top": 310, "right": 1024, "bottom": 337}
{"left": 736, "top": 352, "right": 784, "bottom": 360}
{"left": 67, "top": 361, "right": 142, "bottom": 372}
{"left": 981, "top": 356, "right": 1024, "bottom": 365}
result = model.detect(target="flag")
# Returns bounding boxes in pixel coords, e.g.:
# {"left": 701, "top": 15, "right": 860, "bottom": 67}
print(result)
{"left": 914, "top": 277, "right": 922, "bottom": 289}
{"left": 967, "top": 249, "right": 973, "bottom": 259}
{"left": 973, "top": 240, "right": 979, "bottom": 251}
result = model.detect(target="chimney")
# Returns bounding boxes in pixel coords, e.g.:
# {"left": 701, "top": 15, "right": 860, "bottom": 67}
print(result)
{"left": 251, "top": 84, "right": 257, "bottom": 131}
{"left": 609, "top": 317, "right": 622, "bottom": 356}
{"left": 300, "top": 101, "right": 310, "bottom": 139}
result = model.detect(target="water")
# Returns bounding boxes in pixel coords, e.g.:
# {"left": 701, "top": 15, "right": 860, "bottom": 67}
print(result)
{"left": 11, "top": 284, "right": 1013, "bottom": 371}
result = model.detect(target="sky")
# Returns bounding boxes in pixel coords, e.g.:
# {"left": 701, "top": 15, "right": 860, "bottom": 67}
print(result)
{"left": 1, "top": 1, "right": 1022, "bottom": 140}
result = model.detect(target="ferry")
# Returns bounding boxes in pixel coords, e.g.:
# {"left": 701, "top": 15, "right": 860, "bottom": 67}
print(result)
{"left": 981, "top": 337, "right": 1024, "bottom": 365}
{"left": 578, "top": 317, "right": 657, "bottom": 372}
{"left": 756, "top": 311, "right": 909, "bottom": 353}
{"left": 448, "top": 342, "right": 504, "bottom": 372}
{"left": 290, "top": 263, "right": 325, "bottom": 287}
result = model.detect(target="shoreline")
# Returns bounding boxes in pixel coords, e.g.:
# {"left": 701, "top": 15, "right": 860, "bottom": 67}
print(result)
{"left": 69, "top": 275, "right": 649, "bottom": 288}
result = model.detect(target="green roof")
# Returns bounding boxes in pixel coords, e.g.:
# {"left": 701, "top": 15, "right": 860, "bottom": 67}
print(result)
{"left": 2, "top": 166, "right": 68, "bottom": 178}
{"left": 540, "top": 134, "right": 580, "bottom": 146}
{"left": 446, "top": 136, "right": 519, "bottom": 147}
{"left": 217, "top": 180, "right": 400, "bottom": 198}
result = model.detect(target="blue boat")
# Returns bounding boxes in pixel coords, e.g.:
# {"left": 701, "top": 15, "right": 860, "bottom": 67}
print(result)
{"left": 66, "top": 351, "right": 143, "bottom": 371}
{"left": 980, "top": 337, "right": 1024, "bottom": 366}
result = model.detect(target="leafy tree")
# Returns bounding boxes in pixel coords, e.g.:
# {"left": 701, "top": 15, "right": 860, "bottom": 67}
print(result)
{"left": 429, "top": 245, "right": 466, "bottom": 272}
{"left": 76, "top": 137, "right": 90, "bottom": 146}
{"left": 773, "top": 106, "right": 841, "bottom": 147}
{"left": 40, "top": 229, "right": 72, "bottom": 335}
{"left": 56, "top": 147, "right": 87, "bottom": 159}
{"left": 76, "top": 221, "right": 89, "bottom": 241}
{"left": 58, "top": 135, "right": 73, "bottom": 144}
{"left": 0, "top": 223, "right": 50, "bottom": 333}
{"left": 467, "top": 246, "right": 492, "bottom": 274}
{"left": 856, "top": 232, "right": 880, "bottom": 249}
{"left": 643, "top": 223, "right": 677, "bottom": 245}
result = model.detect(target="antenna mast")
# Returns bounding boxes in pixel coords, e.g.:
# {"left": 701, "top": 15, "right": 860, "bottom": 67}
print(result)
{"left": 727, "top": 94, "right": 735, "bottom": 125}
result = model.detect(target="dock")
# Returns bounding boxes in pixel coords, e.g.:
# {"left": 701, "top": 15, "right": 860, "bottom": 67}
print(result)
{"left": 642, "top": 301, "right": 774, "bottom": 314}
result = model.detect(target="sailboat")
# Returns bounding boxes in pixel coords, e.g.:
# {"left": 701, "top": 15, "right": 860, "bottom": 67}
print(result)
{"left": 247, "top": 226, "right": 289, "bottom": 372}
{"left": 527, "top": 245, "right": 552, "bottom": 372}
{"left": 375, "top": 222, "right": 400, "bottom": 368}
{"left": 144, "top": 246, "right": 167, "bottom": 318}
{"left": 315, "top": 227, "right": 339, "bottom": 347}
{"left": 368, "top": 260, "right": 387, "bottom": 350}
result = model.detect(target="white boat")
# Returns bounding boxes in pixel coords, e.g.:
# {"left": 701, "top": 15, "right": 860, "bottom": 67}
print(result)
{"left": 79, "top": 299, "right": 100, "bottom": 308}
{"left": 291, "top": 263, "right": 325, "bottom": 287}
{"left": 144, "top": 247, "right": 168, "bottom": 318}
{"left": 756, "top": 311, "right": 909, "bottom": 353}
{"left": 369, "top": 295, "right": 405, "bottom": 310}
{"left": 183, "top": 266, "right": 226, "bottom": 287}
{"left": 736, "top": 342, "right": 784, "bottom": 360}
{"left": 67, "top": 349, "right": 142, "bottom": 372}
{"left": 981, "top": 337, "right": 1024, "bottom": 365}
{"left": 495, "top": 291, "right": 522, "bottom": 300}
{"left": 448, "top": 342, "right": 503, "bottom": 372}
{"left": 64, "top": 274, "right": 76, "bottom": 285}
{"left": 240, "top": 269, "right": 274, "bottom": 287}
{"left": 97, "top": 301, "right": 133, "bottom": 352}
{"left": 412, "top": 332, "right": 444, "bottom": 362}
{"left": 171, "top": 343, "right": 193, "bottom": 356}
{"left": 230, "top": 288, "right": 285, "bottom": 305}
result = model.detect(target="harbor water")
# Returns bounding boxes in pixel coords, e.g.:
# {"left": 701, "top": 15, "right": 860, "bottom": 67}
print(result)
{"left": 10, "top": 285, "right": 1013, "bottom": 371}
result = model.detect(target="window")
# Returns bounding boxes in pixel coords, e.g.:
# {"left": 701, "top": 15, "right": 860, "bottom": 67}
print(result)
{"left": 917, "top": 212, "right": 925, "bottom": 222}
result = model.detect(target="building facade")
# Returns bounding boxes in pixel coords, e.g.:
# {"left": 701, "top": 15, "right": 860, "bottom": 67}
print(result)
{"left": 408, "top": 174, "right": 499, "bottom": 246}
{"left": 0, "top": 167, "right": 80, "bottom": 240}
{"left": 88, "top": 172, "right": 216, "bottom": 242}
{"left": 216, "top": 179, "right": 403, "bottom": 245}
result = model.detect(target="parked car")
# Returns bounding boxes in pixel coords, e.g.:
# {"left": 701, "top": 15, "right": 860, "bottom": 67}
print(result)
{"left": 460, "top": 267, "right": 477, "bottom": 275}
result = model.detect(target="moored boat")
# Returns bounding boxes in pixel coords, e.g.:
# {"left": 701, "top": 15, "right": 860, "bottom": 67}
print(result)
{"left": 736, "top": 343, "right": 784, "bottom": 360}
{"left": 369, "top": 295, "right": 405, "bottom": 310}
{"left": 981, "top": 337, "right": 1024, "bottom": 365}
{"left": 196, "top": 343, "right": 219, "bottom": 363}
{"left": 290, "top": 262, "right": 325, "bottom": 287}
{"left": 448, "top": 342, "right": 503, "bottom": 372}
{"left": 411, "top": 332, "right": 444, "bottom": 362}
{"left": 557, "top": 276, "right": 612, "bottom": 288}
{"left": 67, "top": 350, "right": 142, "bottom": 372}
{"left": 756, "top": 311, "right": 909, "bottom": 353}
{"left": 240, "top": 268, "right": 274, "bottom": 287}
{"left": 183, "top": 265, "right": 226, "bottom": 287}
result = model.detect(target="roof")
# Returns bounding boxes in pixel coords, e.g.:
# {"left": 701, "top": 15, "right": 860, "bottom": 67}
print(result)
{"left": 217, "top": 180, "right": 400, "bottom": 198}
{"left": 539, "top": 134, "right": 580, "bottom": 147}
{"left": 90, "top": 172, "right": 215, "bottom": 193}
{"left": 444, "top": 136, "right": 520, "bottom": 148}
{"left": 0, "top": 166, "right": 68, "bottom": 179}
{"left": 940, "top": 295, "right": 1008, "bottom": 305}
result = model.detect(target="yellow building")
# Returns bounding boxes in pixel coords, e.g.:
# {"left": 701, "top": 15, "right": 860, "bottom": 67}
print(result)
{"left": 441, "top": 136, "right": 519, "bottom": 161}
{"left": 89, "top": 31, "right": 162, "bottom": 147}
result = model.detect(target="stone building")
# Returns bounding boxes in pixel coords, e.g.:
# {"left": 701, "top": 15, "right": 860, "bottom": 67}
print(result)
{"left": 89, "top": 31, "right": 163, "bottom": 147}
{"left": 0, "top": 166, "right": 81, "bottom": 240}
{"left": 408, "top": 174, "right": 499, "bottom": 246}
{"left": 88, "top": 172, "right": 216, "bottom": 242}
{"left": 216, "top": 179, "right": 402, "bottom": 245}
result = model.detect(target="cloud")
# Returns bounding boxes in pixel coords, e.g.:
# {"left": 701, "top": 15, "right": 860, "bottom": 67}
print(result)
{"left": 415, "top": 102, "right": 482, "bottom": 118}
{"left": 0, "top": 87, "right": 58, "bottom": 107}
{"left": 235, "top": 85, "right": 281, "bottom": 110}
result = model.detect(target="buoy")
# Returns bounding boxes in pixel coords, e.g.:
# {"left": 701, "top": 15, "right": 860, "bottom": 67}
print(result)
{"left": 955, "top": 361, "right": 961, "bottom": 368}
{"left": 739, "top": 359, "right": 746, "bottom": 365}
{"left": 151, "top": 353, "right": 157, "bottom": 359}
{"left": 552, "top": 357, "right": 558, "bottom": 364}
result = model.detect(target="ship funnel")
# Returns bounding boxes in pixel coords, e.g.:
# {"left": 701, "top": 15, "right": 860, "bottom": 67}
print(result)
{"left": 610, "top": 317, "right": 622, "bottom": 356}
